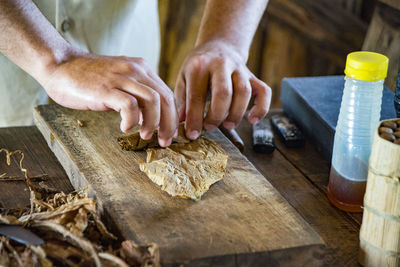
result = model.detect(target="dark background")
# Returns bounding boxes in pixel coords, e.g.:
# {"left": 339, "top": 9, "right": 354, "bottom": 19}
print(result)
{"left": 158, "top": 0, "right": 400, "bottom": 108}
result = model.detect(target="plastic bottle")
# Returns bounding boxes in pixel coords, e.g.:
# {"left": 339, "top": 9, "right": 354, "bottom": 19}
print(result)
{"left": 327, "top": 51, "right": 389, "bottom": 212}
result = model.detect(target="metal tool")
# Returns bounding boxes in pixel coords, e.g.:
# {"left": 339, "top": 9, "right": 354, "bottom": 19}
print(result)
{"left": 219, "top": 127, "right": 244, "bottom": 152}
{"left": 0, "top": 224, "right": 44, "bottom": 246}
{"left": 271, "top": 114, "right": 305, "bottom": 148}
{"left": 252, "top": 118, "right": 275, "bottom": 153}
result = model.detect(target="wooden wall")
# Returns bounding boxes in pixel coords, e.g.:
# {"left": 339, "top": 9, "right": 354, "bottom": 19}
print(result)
{"left": 363, "top": 1, "right": 400, "bottom": 90}
{"left": 159, "top": 0, "right": 398, "bottom": 109}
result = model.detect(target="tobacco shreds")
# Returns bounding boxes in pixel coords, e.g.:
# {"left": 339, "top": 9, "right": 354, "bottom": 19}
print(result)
{"left": 0, "top": 148, "right": 160, "bottom": 267}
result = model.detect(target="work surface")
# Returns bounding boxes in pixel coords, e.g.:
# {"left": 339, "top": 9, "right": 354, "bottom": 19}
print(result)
{"left": 0, "top": 110, "right": 362, "bottom": 266}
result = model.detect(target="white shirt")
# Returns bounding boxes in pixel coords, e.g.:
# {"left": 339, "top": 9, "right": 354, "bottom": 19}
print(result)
{"left": 0, "top": 0, "right": 160, "bottom": 127}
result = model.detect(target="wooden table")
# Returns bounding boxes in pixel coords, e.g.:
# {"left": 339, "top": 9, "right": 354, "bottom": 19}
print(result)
{"left": 0, "top": 111, "right": 362, "bottom": 266}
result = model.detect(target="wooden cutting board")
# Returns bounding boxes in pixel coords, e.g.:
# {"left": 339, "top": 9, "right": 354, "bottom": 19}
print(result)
{"left": 33, "top": 105, "right": 325, "bottom": 265}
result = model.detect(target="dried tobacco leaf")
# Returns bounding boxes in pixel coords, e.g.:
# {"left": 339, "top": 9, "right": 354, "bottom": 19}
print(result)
{"left": 42, "top": 240, "right": 90, "bottom": 266}
{"left": 139, "top": 137, "right": 228, "bottom": 200}
{"left": 2, "top": 236, "right": 24, "bottom": 266}
{"left": 30, "top": 220, "right": 102, "bottom": 266}
{"left": 99, "top": 252, "right": 130, "bottom": 267}
{"left": 0, "top": 148, "right": 161, "bottom": 267}
{"left": 20, "top": 247, "right": 41, "bottom": 266}
{"left": 120, "top": 240, "right": 160, "bottom": 267}
{"left": 29, "top": 246, "right": 52, "bottom": 267}
{"left": 118, "top": 122, "right": 192, "bottom": 151}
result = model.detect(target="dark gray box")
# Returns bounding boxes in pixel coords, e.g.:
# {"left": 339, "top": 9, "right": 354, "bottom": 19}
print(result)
{"left": 281, "top": 75, "right": 396, "bottom": 160}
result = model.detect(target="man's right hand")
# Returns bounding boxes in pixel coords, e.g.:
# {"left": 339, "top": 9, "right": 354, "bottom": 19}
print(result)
{"left": 40, "top": 53, "right": 178, "bottom": 147}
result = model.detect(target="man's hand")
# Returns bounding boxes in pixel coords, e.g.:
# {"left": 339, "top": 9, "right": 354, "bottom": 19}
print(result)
{"left": 174, "top": 0, "right": 270, "bottom": 140}
{"left": 175, "top": 41, "right": 271, "bottom": 140}
{"left": 40, "top": 53, "right": 178, "bottom": 147}
{"left": 0, "top": 0, "right": 178, "bottom": 147}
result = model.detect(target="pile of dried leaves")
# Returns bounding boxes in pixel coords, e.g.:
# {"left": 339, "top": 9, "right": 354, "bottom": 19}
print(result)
{"left": 0, "top": 148, "right": 160, "bottom": 267}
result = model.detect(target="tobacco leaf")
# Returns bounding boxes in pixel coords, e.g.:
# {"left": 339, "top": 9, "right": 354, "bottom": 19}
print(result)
{"left": 120, "top": 241, "right": 160, "bottom": 267}
{"left": 0, "top": 148, "right": 161, "bottom": 267}
{"left": 20, "top": 248, "right": 41, "bottom": 266}
{"left": 118, "top": 122, "right": 192, "bottom": 151}
{"left": 99, "top": 252, "right": 130, "bottom": 267}
{"left": 0, "top": 240, "right": 10, "bottom": 266}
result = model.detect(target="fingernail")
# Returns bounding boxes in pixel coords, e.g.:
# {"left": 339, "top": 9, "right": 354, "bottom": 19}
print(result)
{"left": 160, "top": 138, "right": 172, "bottom": 147}
{"left": 139, "top": 113, "right": 143, "bottom": 125}
{"left": 121, "top": 123, "right": 132, "bottom": 133}
{"left": 173, "top": 129, "right": 178, "bottom": 138}
{"left": 140, "top": 131, "right": 153, "bottom": 140}
{"left": 223, "top": 121, "right": 235, "bottom": 130}
{"left": 204, "top": 124, "right": 217, "bottom": 131}
{"left": 188, "top": 130, "right": 200, "bottom": 140}
{"left": 249, "top": 116, "right": 260, "bottom": 124}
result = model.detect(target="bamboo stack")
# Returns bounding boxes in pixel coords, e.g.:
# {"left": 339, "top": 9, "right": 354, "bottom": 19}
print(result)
{"left": 359, "top": 119, "right": 400, "bottom": 266}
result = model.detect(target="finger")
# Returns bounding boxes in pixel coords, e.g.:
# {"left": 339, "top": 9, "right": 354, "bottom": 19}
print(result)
{"left": 116, "top": 58, "right": 179, "bottom": 145}
{"left": 174, "top": 72, "right": 187, "bottom": 122}
{"left": 114, "top": 57, "right": 151, "bottom": 75}
{"left": 102, "top": 89, "right": 140, "bottom": 133}
{"left": 184, "top": 64, "right": 209, "bottom": 140}
{"left": 114, "top": 59, "right": 178, "bottom": 145}
{"left": 117, "top": 77, "right": 161, "bottom": 139}
{"left": 204, "top": 65, "right": 233, "bottom": 131}
{"left": 223, "top": 71, "right": 251, "bottom": 129}
{"left": 144, "top": 72, "right": 179, "bottom": 147}
{"left": 247, "top": 76, "right": 272, "bottom": 124}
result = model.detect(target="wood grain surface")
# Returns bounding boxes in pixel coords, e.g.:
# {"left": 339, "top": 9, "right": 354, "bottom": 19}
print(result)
{"left": 236, "top": 110, "right": 363, "bottom": 266}
{"left": 158, "top": 0, "right": 369, "bottom": 109}
{"left": 33, "top": 105, "right": 324, "bottom": 264}
{"left": 362, "top": 1, "right": 400, "bottom": 91}
{"left": 0, "top": 112, "right": 364, "bottom": 265}
{"left": 0, "top": 127, "right": 74, "bottom": 209}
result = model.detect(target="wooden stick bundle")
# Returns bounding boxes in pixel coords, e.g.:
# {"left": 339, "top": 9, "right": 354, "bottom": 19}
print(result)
{"left": 359, "top": 119, "right": 400, "bottom": 266}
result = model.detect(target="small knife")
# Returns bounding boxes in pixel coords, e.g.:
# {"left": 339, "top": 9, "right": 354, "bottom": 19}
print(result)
{"left": 0, "top": 224, "right": 44, "bottom": 246}
{"left": 219, "top": 126, "right": 244, "bottom": 152}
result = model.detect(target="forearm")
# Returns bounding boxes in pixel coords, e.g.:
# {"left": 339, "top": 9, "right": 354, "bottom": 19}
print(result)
{"left": 0, "top": 0, "right": 75, "bottom": 82}
{"left": 0, "top": 0, "right": 178, "bottom": 144}
{"left": 196, "top": 0, "right": 268, "bottom": 62}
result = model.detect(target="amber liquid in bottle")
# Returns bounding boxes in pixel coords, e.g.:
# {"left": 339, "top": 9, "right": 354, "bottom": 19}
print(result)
{"left": 327, "top": 167, "right": 366, "bottom": 212}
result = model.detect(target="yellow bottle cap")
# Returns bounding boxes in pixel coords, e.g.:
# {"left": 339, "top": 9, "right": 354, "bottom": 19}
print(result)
{"left": 344, "top": 51, "right": 389, "bottom": 81}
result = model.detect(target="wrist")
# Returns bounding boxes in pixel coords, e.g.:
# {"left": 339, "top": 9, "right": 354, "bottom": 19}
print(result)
{"left": 34, "top": 44, "right": 82, "bottom": 85}
{"left": 195, "top": 39, "right": 249, "bottom": 63}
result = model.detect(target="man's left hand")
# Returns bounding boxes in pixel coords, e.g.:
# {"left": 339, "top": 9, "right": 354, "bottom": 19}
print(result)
{"left": 175, "top": 40, "right": 271, "bottom": 140}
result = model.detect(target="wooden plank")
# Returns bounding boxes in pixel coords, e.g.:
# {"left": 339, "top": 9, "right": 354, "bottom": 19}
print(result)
{"left": 0, "top": 127, "right": 74, "bottom": 208}
{"left": 266, "top": 0, "right": 367, "bottom": 65}
{"left": 263, "top": 110, "right": 364, "bottom": 224}
{"left": 33, "top": 105, "right": 324, "bottom": 264}
{"left": 362, "top": 1, "right": 400, "bottom": 91}
{"left": 379, "top": 0, "right": 400, "bottom": 10}
{"left": 164, "top": 244, "right": 326, "bottom": 267}
{"left": 157, "top": 0, "right": 368, "bottom": 109}
{"left": 259, "top": 19, "right": 309, "bottom": 109}
{"left": 235, "top": 118, "right": 361, "bottom": 266}
{"left": 158, "top": 0, "right": 205, "bottom": 88}
{"left": 0, "top": 124, "right": 359, "bottom": 265}
{"left": 257, "top": 0, "right": 368, "bottom": 107}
